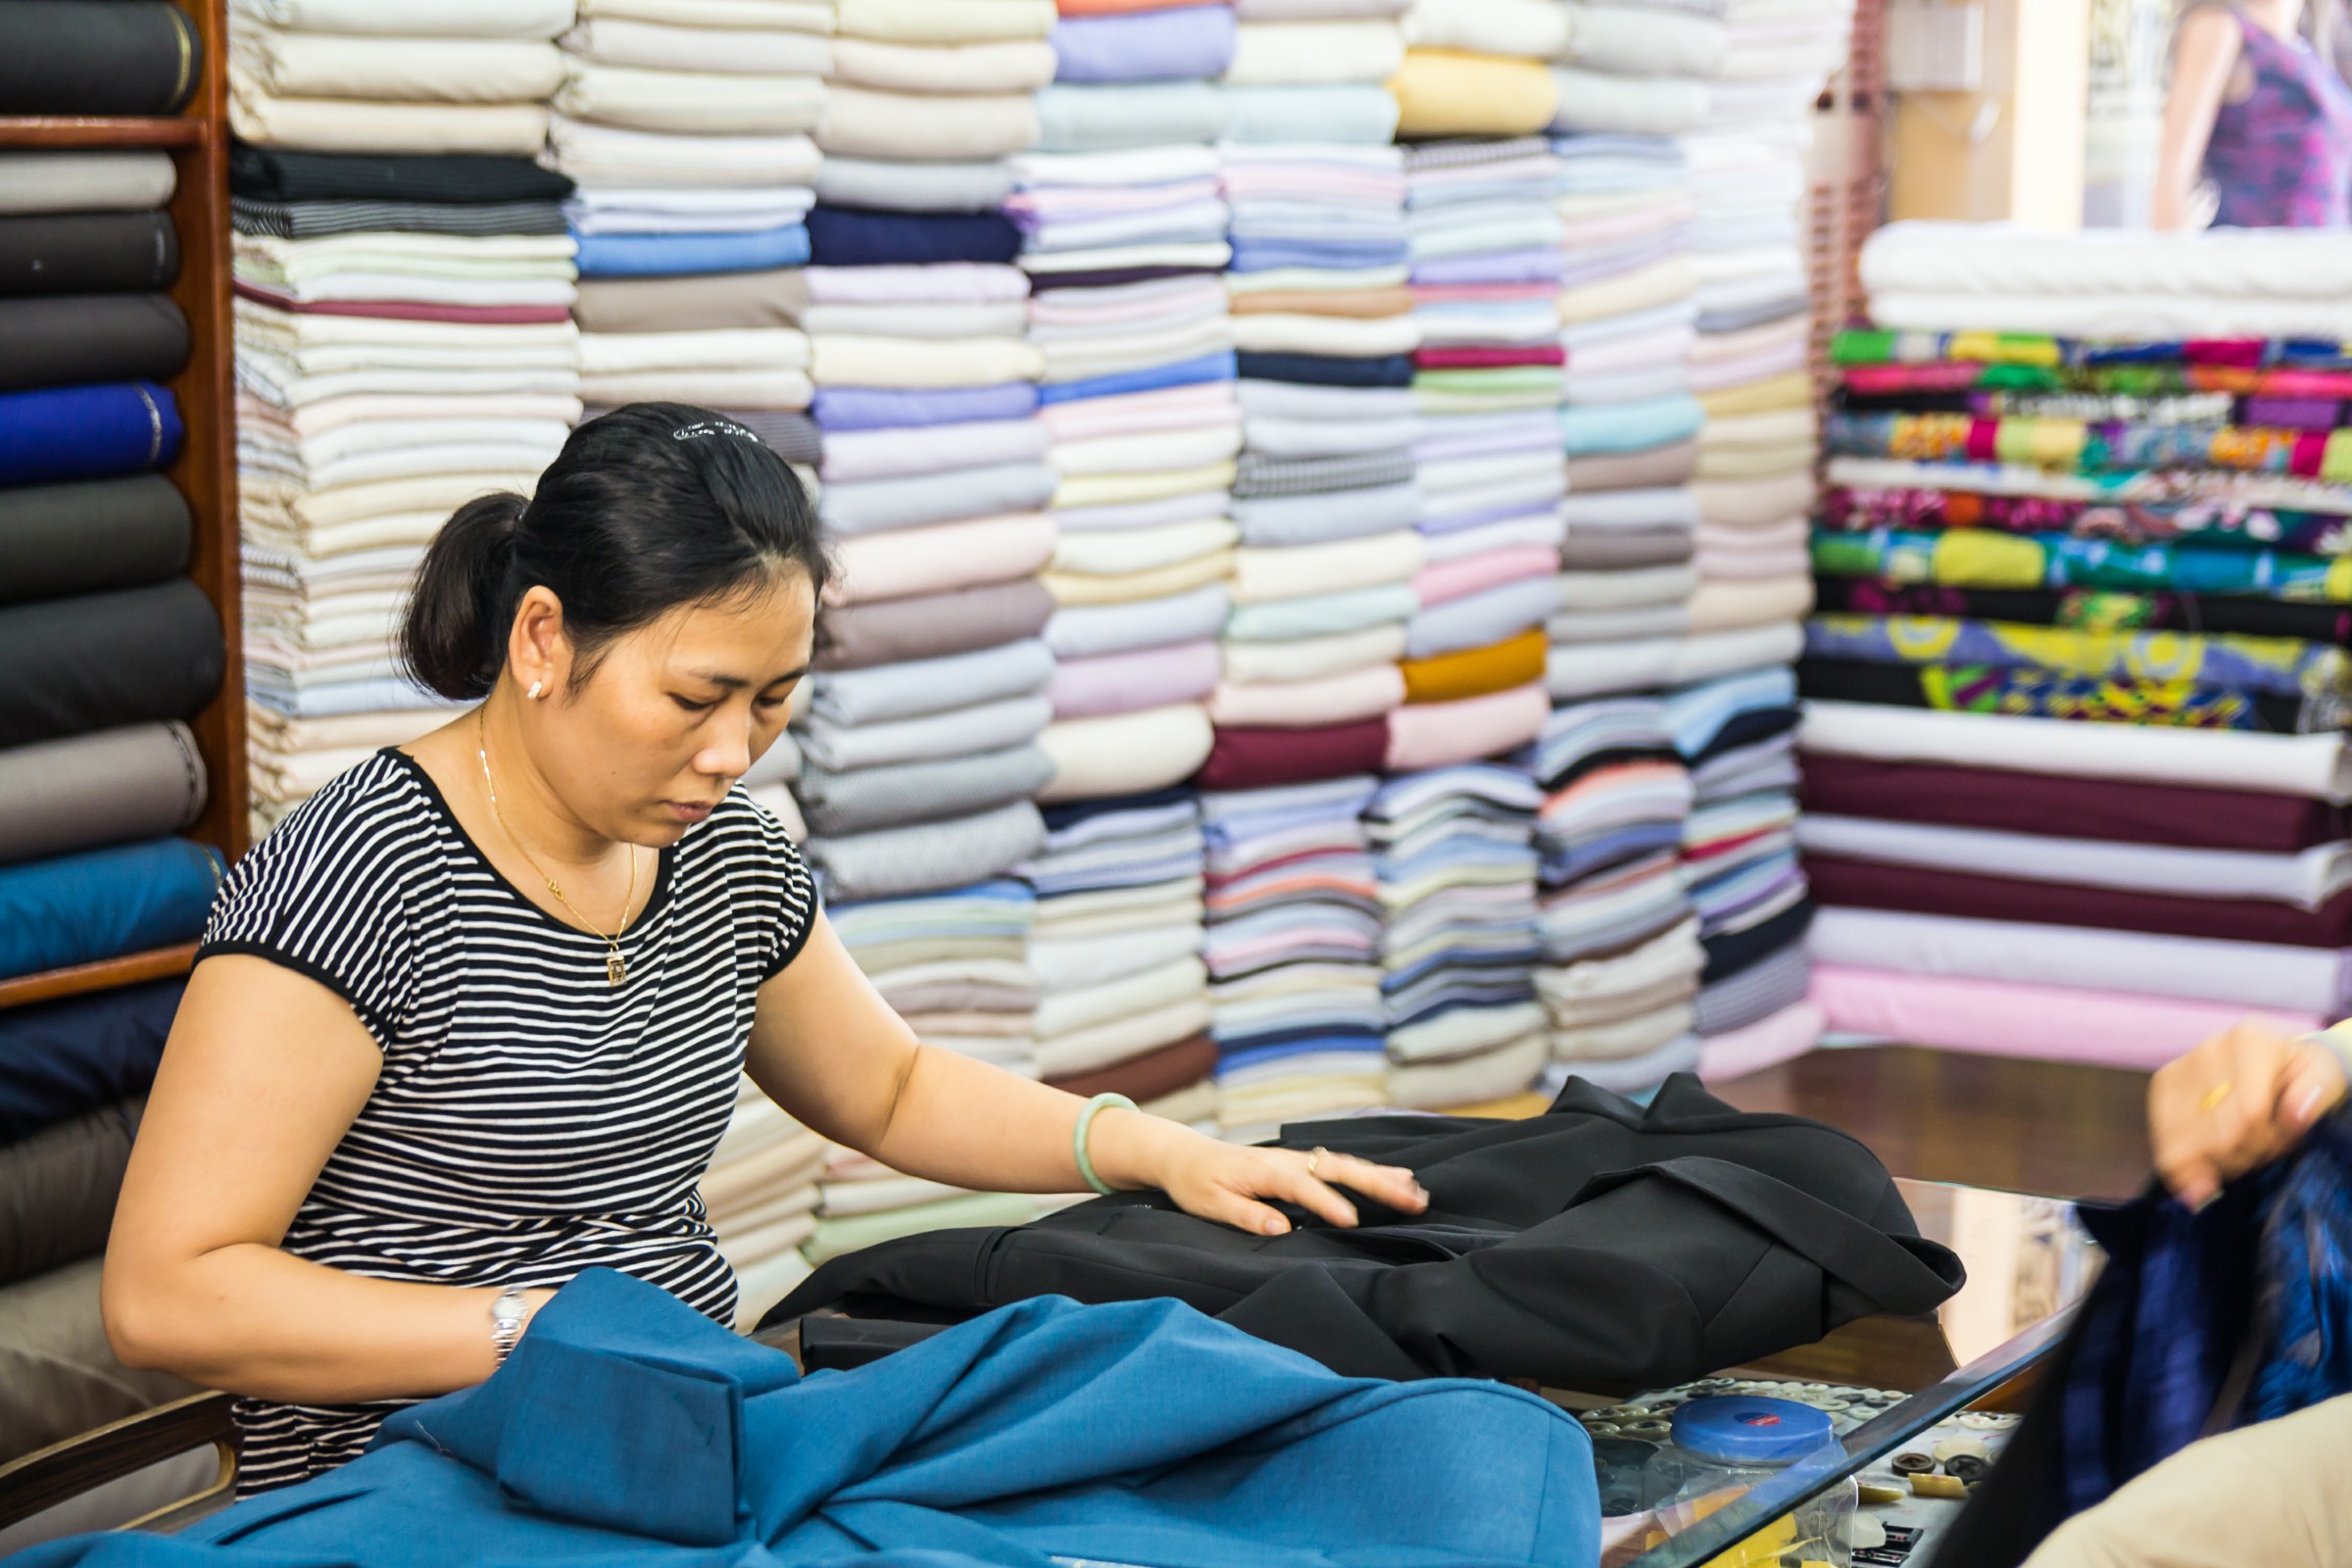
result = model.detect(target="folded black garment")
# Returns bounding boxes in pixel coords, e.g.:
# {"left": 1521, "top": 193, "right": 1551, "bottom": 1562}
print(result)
{"left": 0, "top": 211, "right": 178, "bottom": 298}
{"left": 0, "top": 294, "right": 188, "bottom": 392}
{"left": 0, "top": 978, "right": 178, "bottom": 1147}
{"left": 0, "top": 1099, "right": 141, "bottom": 1289}
{"left": 806, "top": 205, "right": 1021, "bottom": 268}
{"left": 0, "top": 1, "right": 201, "bottom": 115}
{"left": 0, "top": 721, "right": 207, "bottom": 866}
{"left": 231, "top": 196, "right": 568, "bottom": 241}
{"left": 1700, "top": 898, "right": 1813, "bottom": 986}
{"left": 765, "top": 1074, "right": 1964, "bottom": 1394}
{"left": 229, "top": 144, "right": 575, "bottom": 204}
{"left": 0, "top": 577, "right": 222, "bottom": 749}
{"left": 0, "top": 474, "right": 190, "bottom": 606}
{"left": 1237, "top": 351, "right": 1415, "bottom": 389}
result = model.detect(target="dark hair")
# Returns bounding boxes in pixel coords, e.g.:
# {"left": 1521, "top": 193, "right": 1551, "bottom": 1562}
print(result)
{"left": 402, "top": 403, "right": 829, "bottom": 701}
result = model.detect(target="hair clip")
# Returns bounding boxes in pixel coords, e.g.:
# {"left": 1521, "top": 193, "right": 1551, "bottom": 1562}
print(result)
{"left": 671, "top": 419, "right": 762, "bottom": 443}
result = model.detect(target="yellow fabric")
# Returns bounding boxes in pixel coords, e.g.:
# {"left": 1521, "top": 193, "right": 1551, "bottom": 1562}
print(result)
{"left": 1697, "top": 371, "right": 1813, "bottom": 418}
{"left": 1053, "top": 463, "right": 1237, "bottom": 511}
{"left": 1227, "top": 285, "right": 1417, "bottom": 318}
{"left": 1436, "top": 1089, "right": 1551, "bottom": 1120}
{"left": 1399, "top": 627, "right": 1547, "bottom": 705}
{"left": 1386, "top": 48, "right": 1555, "bottom": 138}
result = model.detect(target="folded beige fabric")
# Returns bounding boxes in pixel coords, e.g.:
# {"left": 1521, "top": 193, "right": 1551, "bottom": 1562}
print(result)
{"left": 815, "top": 82, "right": 1040, "bottom": 160}
{"left": 1051, "top": 517, "right": 1237, "bottom": 575}
{"left": 560, "top": 17, "right": 833, "bottom": 72}
{"left": 1033, "top": 994, "right": 1216, "bottom": 1079}
{"left": 808, "top": 333, "right": 1044, "bottom": 389}
{"left": 1043, "top": 549, "right": 1234, "bottom": 607}
{"left": 1685, "top": 575, "right": 1813, "bottom": 634}
{"left": 231, "top": 0, "right": 575, "bottom": 36}
{"left": 1220, "top": 622, "right": 1405, "bottom": 682}
{"left": 231, "top": 29, "right": 565, "bottom": 101}
{"left": 556, "top": 62, "right": 825, "bottom": 132}
{"left": 1229, "top": 311, "right": 1420, "bottom": 357}
{"left": 577, "top": 327, "right": 809, "bottom": 373}
{"left": 1231, "top": 530, "right": 1422, "bottom": 603}
{"left": 1225, "top": 19, "right": 1404, "bottom": 82}
{"left": 1700, "top": 371, "right": 1812, "bottom": 417}
{"left": 1556, "top": 256, "right": 1697, "bottom": 323}
{"left": 230, "top": 76, "right": 551, "bottom": 153}
{"left": 825, "top": 513, "right": 1057, "bottom": 606}
{"left": 1050, "top": 424, "right": 1244, "bottom": 478}
{"left": 579, "top": 0, "right": 832, "bottom": 28}
{"left": 829, "top": 35, "right": 1055, "bottom": 92}
{"left": 1389, "top": 1034, "right": 1548, "bottom": 1110}
{"left": 1401, "top": 0, "right": 1567, "bottom": 58}
{"left": 833, "top": 0, "right": 1054, "bottom": 44}
{"left": 1209, "top": 663, "right": 1404, "bottom": 727}
{"left": 576, "top": 368, "right": 811, "bottom": 407}
{"left": 1036, "top": 704, "right": 1215, "bottom": 808}
{"left": 1053, "top": 464, "right": 1236, "bottom": 512}
{"left": 1693, "top": 472, "right": 1814, "bottom": 528}
{"left": 573, "top": 270, "right": 806, "bottom": 331}
{"left": 1033, "top": 957, "right": 1208, "bottom": 1041}
{"left": 546, "top": 115, "right": 822, "bottom": 185}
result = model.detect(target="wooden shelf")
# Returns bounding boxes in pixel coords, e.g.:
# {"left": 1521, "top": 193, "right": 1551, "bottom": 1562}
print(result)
{"left": 0, "top": 946, "right": 198, "bottom": 1010}
{"left": 0, "top": 117, "right": 205, "bottom": 149}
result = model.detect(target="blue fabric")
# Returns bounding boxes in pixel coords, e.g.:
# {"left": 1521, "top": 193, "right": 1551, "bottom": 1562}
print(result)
{"left": 0, "top": 837, "right": 221, "bottom": 982}
{"left": 1037, "top": 350, "right": 1235, "bottom": 406}
{"left": 807, "top": 207, "right": 1022, "bottom": 268}
{"left": 1558, "top": 395, "right": 1706, "bottom": 457}
{"left": 0, "top": 381, "right": 182, "bottom": 487}
{"left": 1050, "top": 5, "right": 1238, "bottom": 83}
{"left": 572, "top": 224, "right": 810, "bottom": 278}
{"left": 1237, "top": 352, "right": 1414, "bottom": 389}
{"left": 19, "top": 1270, "right": 1598, "bottom": 1568}
{"left": 1228, "top": 237, "right": 1410, "bottom": 272}
{"left": 811, "top": 383, "right": 1041, "bottom": 432}
{"left": 1220, "top": 85, "right": 1400, "bottom": 146}
{"left": 0, "top": 976, "right": 181, "bottom": 1143}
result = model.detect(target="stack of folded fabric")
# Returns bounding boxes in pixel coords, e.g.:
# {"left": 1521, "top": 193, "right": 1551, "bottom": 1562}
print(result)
{"left": 556, "top": 0, "right": 827, "bottom": 444}
{"left": 1541, "top": 0, "right": 1720, "bottom": 143}
{"left": 1017, "top": 0, "right": 1240, "bottom": 803}
{"left": 1394, "top": 137, "right": 1559, "bottom": 780}
{"left": 1200, "top": 776, "right": 1389, "bottom": 1142}
{"left": 702, "top": 1076, "right": 825, "bottom": 1328}
{"left": 807, "top": 1143, "right": 1044, "bottom": 1267}
{"left": 1801, "top": 221, "right": 2352, "bottom": 1069}
{"left": 0, "top": 152, "right": 226, "bottom": 978}
{"left": 1388, "top": 0, "right": 1560, "bottom": 144}
{"left": 1528, "top": 694, "right": 1702, "bottom": 1095}
{"left": 1366, "top": 764, "right": 1546, "bottom": 1109}
{"left": 1023, "top": 792, "right": 1219, "bottom": 1131}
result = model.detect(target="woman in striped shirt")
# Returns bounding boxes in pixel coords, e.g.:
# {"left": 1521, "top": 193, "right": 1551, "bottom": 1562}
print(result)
{"left": 100, "top": 405, "right": 1426, "bottom": 1494}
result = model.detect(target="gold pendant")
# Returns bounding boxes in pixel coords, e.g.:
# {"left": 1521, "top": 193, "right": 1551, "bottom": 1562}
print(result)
{"left": 607, "top": 953, "right": 627, "bottom": 988}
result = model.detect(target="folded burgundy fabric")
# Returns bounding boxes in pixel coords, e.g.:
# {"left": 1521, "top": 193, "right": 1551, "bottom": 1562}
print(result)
{"left": 1046, "top": 1032, "right": 1218, "bottom": 1103}
{"left": 1197, "top": 717, "right": 1389, "bottom": 791}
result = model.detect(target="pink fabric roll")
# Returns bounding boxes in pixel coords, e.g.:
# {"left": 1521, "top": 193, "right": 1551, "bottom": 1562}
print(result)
{"left": 1207, "top": 662, "right": 1404, "bottom": 728}
{"left": 1383, "top": 681, "right": 1547, "bottom": 771}
{"left": 1697, "top": 1001, "right": 1824, "bottom": 1084}
{"left": 1411, "top": 544, "right": 1556, "bottom": 608}
{"left": 1050, "top": 639, "right": 1223, "bottom": 717}
{"left": 822, "top": 512, "right": 1056, "bottom": 607}
{"left": 1809, "top": 963, "right": 2323, "bottom": 1072}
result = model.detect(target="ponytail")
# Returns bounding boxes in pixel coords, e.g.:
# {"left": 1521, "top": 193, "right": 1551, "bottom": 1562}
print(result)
{"left": 402, "top": 491, "right": 527, "bottom": 701}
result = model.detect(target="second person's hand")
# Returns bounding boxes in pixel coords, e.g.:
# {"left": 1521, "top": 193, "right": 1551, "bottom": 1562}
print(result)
{"left": 2150, "top": 1020, "right": 2347, "bottom": 1212}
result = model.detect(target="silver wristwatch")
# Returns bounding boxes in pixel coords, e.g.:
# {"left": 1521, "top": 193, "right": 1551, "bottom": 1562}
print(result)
{"left": 489, "top": 1286, "right": 528, "bottom": 1367}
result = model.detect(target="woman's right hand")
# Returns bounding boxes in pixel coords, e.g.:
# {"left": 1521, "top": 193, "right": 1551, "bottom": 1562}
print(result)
{"left": 2150, "top": 1020, "right": 2348, "bottom": 1211}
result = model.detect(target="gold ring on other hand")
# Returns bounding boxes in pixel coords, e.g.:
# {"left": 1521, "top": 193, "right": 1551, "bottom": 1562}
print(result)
{"left": 1305, "top": 1147, "right": 1328, "bottom": 1177}
{"left": 2199, "top": 1081, "right": 2235, "bottom": 1114}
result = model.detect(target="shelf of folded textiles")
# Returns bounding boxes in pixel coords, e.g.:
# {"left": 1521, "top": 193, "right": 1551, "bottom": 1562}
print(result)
{"left": 0, "top": 944, "right": 198, "bottom": 1010}
{"left": 0, "top": 117, "right": 205, "bottom": 148}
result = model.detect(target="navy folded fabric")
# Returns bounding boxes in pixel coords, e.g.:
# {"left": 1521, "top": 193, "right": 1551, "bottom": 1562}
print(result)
{"left": 1027, "top": 264, "right": 1216, "bottom": 293}
{"left": 0, "top": 2, "right": 201, "bottom": 115}
{"left": 0, "top": 578, "right": 223, "bottom": 749}
{"left": 0, "top": 838, "right": 220, "bottom": 983}
{"left": 0, "top": 474, "right": 192, "bottom": 607}
{"left": 0, "top": 212, "right": 178, "bottom": 297}
{"left": 230, "top": 146, "right": 574, "bottom": 204}
{"left": 0, "top": 381, "right": 182, "bottom": 488}
{"left": 0, "top": 979, "right": 180, "bottom": 1145}
{"left": 1238, "top": 351, "right": 1415, "bottom": 388}
{"left": 807, "top": 205, "right": 1022, "bottom": 268}
{"left": 572, "top": 224, "right": 810, "bottom": 278}
{"left": 0, "top": 294, "right": 189, "bottom": 391}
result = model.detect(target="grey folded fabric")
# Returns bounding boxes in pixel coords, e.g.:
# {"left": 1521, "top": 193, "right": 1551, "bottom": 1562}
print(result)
{"left": 796, "top": 692, "right": 1053, "bottom": 772}
{"left": 1404, "top": 576, "right": 1557, "bottom": 660}
{"left": 1556, "top": 525, "right": 1695, "bottom": 570}
{"left": 813, "top": 156, "right": 1014, "bottom": 214}
{"left": 814, "top": 577, "right": 1055, "bottom": 671}
{"left": 0, "top": 579, "right": 224, "bottom": 750}
{"left": 231, "top": 197, "right": 566, "bottom": 240}
{"left": 573, "top": 268, "right": 807, "bottom": 332}
{"left": 805, "top": 637, "right": 1051, "bottom": 726}
{"left": 0, "top": 152, "right": 176, "bottom": 218}
{"left": 0, "top": 295, "right": 189, "bottom": 392}
{"left": 1233, "top": 449, "right": 1413, "bottom": 500}
{"left": 0, "top": 1100, "right": 141, "bottom": 1288}
{"left": 1694, "top": 943, "right": 1810, "bottom": 1036}
{"left": 0, "top": 1255, "right": 198, "bottom": 1466}
{"left": 1698, "top": 297, "right": 1806, "bottom": 334}
{"left": 1045, "top": 582, "right": 1228, "bottom": 660}
{"left": 1232, "top": 481, "right": 1420, "bottom": 547}
{"left": 1566, "top": 439, "right": 1698, "bottom": 492}
{"left": 797, "top": 742, "right": 1054, "bottom": 837}
{"left": 0, "top": 475, "right": 192, "bottom": 607}
{"left": 0, "top": 212, "right": 177, "bottom": 296}
{"left": 875, "top": 977, "right": 1038, "bottom": 1015}
{"left": 0, "top": 722, "right": 206, "bottom": 866}
{"left": 819, "top": 462, "right": 1058, "bottom": 537}
{"left": 806, "top": 799, "right": 1047, "bottom": 903}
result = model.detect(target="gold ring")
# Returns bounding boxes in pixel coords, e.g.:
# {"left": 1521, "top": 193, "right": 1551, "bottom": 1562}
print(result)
{"left": 1305, "top": 1147, "right": 1328, "bottom": 1177}
{"left": 2199, "top": 1081, "right": 2235, "bottom": 1114}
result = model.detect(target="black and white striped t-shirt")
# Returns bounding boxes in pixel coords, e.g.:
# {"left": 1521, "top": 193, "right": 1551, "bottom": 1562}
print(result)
{"left": 195, "top": 750, "right": 817, "bottom": 1494}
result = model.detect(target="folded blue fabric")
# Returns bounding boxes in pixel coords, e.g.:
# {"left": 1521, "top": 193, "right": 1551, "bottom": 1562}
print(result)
{"left": 1559, "top": 394, "right": 1706, "bottom": 456}
{"left": 811, "top": 381, "right": 1040, "bottom": 432}
{"left": 1035, "top": 81, "right": 1227, "bottom": 150}
{"left": 1038, "top": 349, "right": 1235, "bottom": 405}
{"left": 246, "top": 675, "right": 453, "bottom": 720}
{"left": 1216, "top": 1029, "right": 1388, "bottom": 1067}
{"left": 571, "top": 224, "right": 809, "bottom": 278}
{"left": 0, "top": 975, "right": 180, "bottom": 1144}
{"left": 1228, "top": 236, "right": 1410, "bottom": 272}
{"left": 13, "top": 1270, "right": 1598, "bottom": 1568}
{"left": 0, "top": 381, "right": 181, "bottom": 488}
{"left": 0, "top": 837, "right": 221, "bottom": 982}
{"left": 1222, "top": 85, "right": 1401, "bottom": 146}
{"left": 807, "top": 205, "right": 1022, "bottom": 268}
{"left": 1237, "top": 351, "right": 1412, "bottom": 389}
{"left": 1051, "top": 3, "right": 1238, "bottom": 82}
{"left": 1408, "top": 248, "right": 1564, "bottom": 287}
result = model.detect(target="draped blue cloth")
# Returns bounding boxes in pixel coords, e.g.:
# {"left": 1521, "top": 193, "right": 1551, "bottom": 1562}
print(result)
{"left": 0, "top": 381, "right": 181, "bottom": 488}
{"left": 15, "top": 1270, "right": 1599, "bottom": 1568}
{"left": 810, "top": 382, "right": 1040, "bottom": 433}
{"left": 0, "top": 837, "right": 220, "bottom": 982}
{"left": 571, "top": 224, "right": 810, "bottom": 278}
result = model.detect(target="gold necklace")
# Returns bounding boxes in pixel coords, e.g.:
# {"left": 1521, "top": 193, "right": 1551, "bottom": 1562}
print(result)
{"left": 477, "top": 710, "right": 638, "bottom": 987}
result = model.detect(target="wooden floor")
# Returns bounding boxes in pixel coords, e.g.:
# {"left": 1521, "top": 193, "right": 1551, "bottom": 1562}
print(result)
{"left": 1714, "top": 1045, "right": 2155, "bottom": 1202}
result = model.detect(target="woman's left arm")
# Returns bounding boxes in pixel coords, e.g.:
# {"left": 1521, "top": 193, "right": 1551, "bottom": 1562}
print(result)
{"left": 744, "top": 910, "right": 1427, "bottom": 1235}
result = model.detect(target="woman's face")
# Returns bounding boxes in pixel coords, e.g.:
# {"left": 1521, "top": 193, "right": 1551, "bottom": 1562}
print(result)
{"left": 527, "top": 568, "right": 817, "bottom": 847}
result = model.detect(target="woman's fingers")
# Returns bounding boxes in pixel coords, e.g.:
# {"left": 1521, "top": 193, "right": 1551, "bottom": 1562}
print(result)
{"left": 1323, "top": 1153, "right": 1430, "bottom": 1213}
{"left": 2150, "top": 1022, "right": 2318, "bottom": 1209}
{"left": 1279, "top": 1156, "right": 1361, "bottom": 1230}
{"left": 2278, "top": 1040, "right": 2349, "bottom": 1134}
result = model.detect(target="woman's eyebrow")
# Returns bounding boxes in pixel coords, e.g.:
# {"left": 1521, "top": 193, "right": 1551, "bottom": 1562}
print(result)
{"left": 682, "top": 666, "right": 809, "bottom": 690}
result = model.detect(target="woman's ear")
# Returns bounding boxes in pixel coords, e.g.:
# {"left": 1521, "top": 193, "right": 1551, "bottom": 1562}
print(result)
{"left": 509, "top": 587, "right": 571, "bottom": 699}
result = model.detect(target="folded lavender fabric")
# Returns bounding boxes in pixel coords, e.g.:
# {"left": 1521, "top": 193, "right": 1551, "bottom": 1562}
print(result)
{"left": 1050, "top": 5, "right": 1239, "bottom": 82}
{"left": 1050, "top": 639, "right": 1221, "bottom": 717}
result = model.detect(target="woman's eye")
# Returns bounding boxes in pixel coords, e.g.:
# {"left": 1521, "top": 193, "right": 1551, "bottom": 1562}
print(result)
{"left": 670, "top": 695, "right": 718, "bottom": 714}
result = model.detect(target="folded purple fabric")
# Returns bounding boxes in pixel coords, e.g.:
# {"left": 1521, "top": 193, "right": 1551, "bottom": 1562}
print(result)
{"left": 811, "top": 382, "right": 1041, "bottom": 432}
{"left": 1051, "top": 4, "right": 1238, "bottom": 83}
{"left": 1408, "top": 250, "right": 1563, "bottom": 287}
{"left": 1051, "top": 639, "right": 1222, "bottom": 718}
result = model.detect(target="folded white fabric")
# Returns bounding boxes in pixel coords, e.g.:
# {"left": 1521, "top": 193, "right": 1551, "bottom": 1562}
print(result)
{"left": 817, "top": 82, "right": 1042, "bottom": 160}
{"left": 577, "top": 0, "right": 829, "bottom": 27}
{"left": 821, "top": 416, "right": 1047, "bottom": 483}
{"left": 1402, "top": 0, "right": 1569, "bottom": 56}
{"left": 1859, "top": 219, "right": 2352, "bottom": 304}
{"left": 556, "top": 62, "right": 825, "bottom": 132}
{"left": 1558, "top": 1, "right": 1726, "bottom": 73}
{"left": 577, "top": 328, "right": 809, "bottom": 373}
{"left": 833, "top": 0, "right": 1055, "bottom": 44}
{"left": 1389, "top": 1034, "right": 1547, "bottom": 1109}
{"left": 1049, "top": 426, "right": 1245, "bottom": 479}
{"left": 1037, "top": 704, "right": 1216, "bottom": 804}
{"left": 825, "top": 514, "right": 1057, "bottom": 604}
{"left": 577, "top": 369, "right": 810, "bottom": 406}
{"left": 566, "top": 187, "right": 813, "bottom": 234}
{"left": 232, "top": 0, "right": 576, "bottom": 36}
{"left": 559, "top": 16, "right": 833, "bottom": 72}
{"left": 829, "top": 35, "right": 1056, "bottom": 92}
{"left": 1236, "top": 0, "right": 1412, "bottom": 15}
{"left": 230, "top": 80, "right": 552, "bottom": 154}
{"left": 1051, "top": 518, "right": 1238, "bottom": 575}
{"left": 1231, "top": 531, "right": 1424, "bottom": 603}
{"left": 808, "top": 334, "right": 1045, "bottom": 388}
{"left": 1210, "top": 664, "right": 1404, "bottom": 727}
{"left": 1224, "top": 19, "right": 1405, "bottom": 82}
{"left": 544, "top": 115, "right": 821, "bottom": 184}
{"left": 1546, "top": 66, "right": 1709, "bottom": 134}
{"left": 1033, "top": 958, "right": 1208, "bottom": 1042}
{"left": 231, "top": 30, "right": 566, "bottom": 101}
{"left": 1230, "top": 312, "right": 1421, "bottom": 357}
{"left": 812, "top": 157, "right": 1014, "bottom": 213}
{"left": 1028, "top": 925, "right": 1204, "bottom": 994}
{"left": 803, "top": 262, "right": 1028, "bottom": 304}
{"left": 1864, "top": 289, "right": 2352, "bottom": 341}
{"left": 807, "top": 301, "right": 1032, "bottom": 337}
{"left": 1220, "top": 622, "right": 1405, "bottom": 683}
